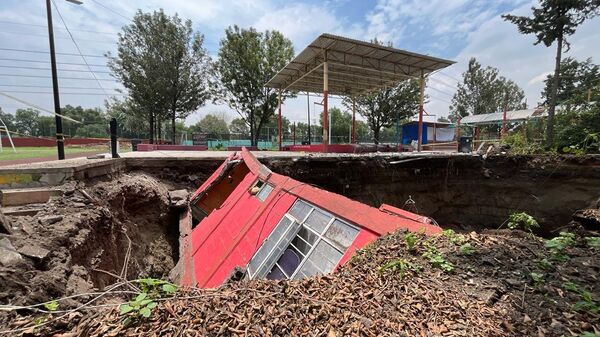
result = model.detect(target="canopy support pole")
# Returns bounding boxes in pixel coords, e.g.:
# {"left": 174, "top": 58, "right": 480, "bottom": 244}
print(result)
{"left": 278, "top": 88, "right": 282, "bottom": 150}
{"left": 417, "top": 70, "right": 425, "bottom": 152}
{"left": 351, "top": 97, "right": 356, "bottom": 144}
{"left": 322, "top": 61, "right": 329, "bottom": 151}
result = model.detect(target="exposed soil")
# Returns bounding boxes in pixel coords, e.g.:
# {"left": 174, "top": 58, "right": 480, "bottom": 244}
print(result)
{"left": 0, "top": 172, "right": 190, "bottom": 328}
{"left": 265, "top": 154, "right": 600, "bottom": 235}
{"left": 6, "top": 228, "right": 599, "bottom": 336}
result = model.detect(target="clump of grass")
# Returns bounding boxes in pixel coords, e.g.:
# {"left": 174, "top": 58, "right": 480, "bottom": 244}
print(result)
{"left": 545, "top": 232, "right": 576, "bottom": 262}
{"left": 507, "top": 212, "right": 539, "bottom": 234}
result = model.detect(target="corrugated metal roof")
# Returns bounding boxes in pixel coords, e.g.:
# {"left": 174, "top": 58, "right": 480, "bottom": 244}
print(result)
{"left": 460, "top": 108, "right": 548, "bottom": 125}
{"left": 265, "top": 33, "right": 455, "bottom": 96}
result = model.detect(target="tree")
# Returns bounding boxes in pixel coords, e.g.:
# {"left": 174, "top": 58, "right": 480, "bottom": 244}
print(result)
{"left": 542, "top": 57, "right": 600, "bottom": 106}
{"left": 213, "top": 26, "right": 294, "bottom": 146}
{"left": 108, "top": 9, "right": 211, "bottom": 144}
{"left": 229, "top": 118, "right": 250, "bottom": 136}
{"left": 437, "top": 116, "right": 451, "bottom": 123}
{"left": 318, "top": 107, "right": 353, "bottom": 143}
{"left": 263, "top": 115, "right": 290, "bottom": 141}
{"left": 344, "top": 79, "right": 422, "bottom": 144}
{"left": 106, "top": 98, "right": 148, "bottom": 139}
{"left": 450, "top": 58, "right": 526, "bottom": 121}
{"left": 191, "top": 114, "right": 230, "bottom": 139}
{"left": 503, "top": 0, "right": 600, "bottom": 147}
{"left": 14, "top": 108, "right": 40, "bottom": 136}
{"left": 37, "top": 116, "right": 55, "bottom": 137}
{"left": 0, "top": 108, "right": 15, "bottom": 132}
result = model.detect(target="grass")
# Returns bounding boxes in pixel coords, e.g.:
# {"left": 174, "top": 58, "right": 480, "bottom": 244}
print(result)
{"left": 0, "top": 146, "right": 109, "bottom": 161}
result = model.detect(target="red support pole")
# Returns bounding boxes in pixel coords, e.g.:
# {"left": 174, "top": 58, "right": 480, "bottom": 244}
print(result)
{"left": 417, "top": 70, "right": 425, "bottom": 152}
{"left": 351, "top": 98, "right": 356, "bottom": 144}
{"left": 278, "top": 89, "right": 282, "bottom": 150}
{"left": 501, "top": 91, "right": 508, "bottom": 139}
{"left": 322, "top": 61, "right": 329, "bottom": 151}
{"left": 293, "top": 122, "right": 296, "bottom": 145}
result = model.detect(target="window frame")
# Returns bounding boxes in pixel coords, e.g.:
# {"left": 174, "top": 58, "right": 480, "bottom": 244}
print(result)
{"left": 247, "top": 199, "right": 360, "bottom": 280}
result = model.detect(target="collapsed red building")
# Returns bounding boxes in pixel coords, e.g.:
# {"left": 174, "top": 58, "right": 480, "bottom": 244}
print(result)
{"left": 178, "top": 148, "right": 441, "bottom": 288}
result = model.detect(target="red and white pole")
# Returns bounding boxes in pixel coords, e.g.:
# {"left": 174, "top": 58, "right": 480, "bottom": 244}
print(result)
{"left": 278, "top": 89, "right": 282, "bottom": 150}
{"left": 322, "top": 61, "right": 329, "bottom": 151}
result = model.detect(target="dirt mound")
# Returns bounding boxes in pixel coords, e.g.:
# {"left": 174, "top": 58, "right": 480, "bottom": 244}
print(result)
{"left": 0, "top": 173, "right": 182, "bottom": 328}
{"left": 8, "top": 228, "right": 598, "bottom": 336}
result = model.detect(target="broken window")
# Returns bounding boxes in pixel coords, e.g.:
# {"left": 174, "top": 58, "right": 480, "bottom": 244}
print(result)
{"left": 256, "top": 183, "right": 273, "bottom": 201}
{"left": 247, "top": 199, "right": 359, "bottom": 281}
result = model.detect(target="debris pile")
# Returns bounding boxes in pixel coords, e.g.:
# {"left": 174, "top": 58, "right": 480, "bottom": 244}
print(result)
{"left": 0, "top": 173, "right": 186, "bottom": 326}
{"left": 9, "top": 228, "right": 598, "bottom": 337}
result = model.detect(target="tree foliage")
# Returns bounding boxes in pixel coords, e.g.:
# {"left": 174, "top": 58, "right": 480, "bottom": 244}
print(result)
{"left": 212, "top": 26, "right": 294, "bottom": 146}
{"left": 450, "top": 58, "right": 526, "bottom": 120}
{"left": 344, "top": 80, "right": 421, "bottom": 144}
{"left": 542, "top": 57, "right": 600, "bottom": 106}
{"left": 229, "top": 118, "right": 249, "bottom": 136}
{"left": 109, "top": 9, "right": 211, "bottom": 143}
{"left": 502, "top": 0, "right": 600, "bottom": 147}
{"left": 190, "top": 114, "right": 230, "bottom": 138}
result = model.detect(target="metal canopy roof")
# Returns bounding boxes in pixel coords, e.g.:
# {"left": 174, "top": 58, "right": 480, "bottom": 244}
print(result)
{"left": 460, "top": 108, "right": 548, "bottom": 125}
{"left": 265, "top": 33, "right": 455, "bottom": 96}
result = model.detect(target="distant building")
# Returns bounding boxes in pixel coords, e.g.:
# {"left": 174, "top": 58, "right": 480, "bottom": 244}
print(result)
{"left": 400, "top": 121, "right": 455, "bottom": 145}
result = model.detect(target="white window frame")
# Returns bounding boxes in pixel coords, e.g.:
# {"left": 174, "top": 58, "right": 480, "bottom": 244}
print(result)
{"left": 248, "top": 199, "right": 359, "bottom": 280}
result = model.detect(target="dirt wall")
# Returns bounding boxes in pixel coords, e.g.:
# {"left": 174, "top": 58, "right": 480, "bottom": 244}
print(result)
{"left": 264, "top": 154, "right": 600, "bottom": 234}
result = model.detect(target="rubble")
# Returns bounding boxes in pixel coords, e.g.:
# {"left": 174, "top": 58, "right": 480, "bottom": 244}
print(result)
{"left": 10, "top": 229, "right": 598, "bottom": 337}
{"left": 0, "top": 208, "right": 11, "bottom": 234}
{"left": 0, "top": 238, "right": 22, "bottom": 266}
{"left": 38, "top": 214, "right": 63, "bottom": 225}
{"left": 168, "top": 189, "right": 189, "bottom": 209}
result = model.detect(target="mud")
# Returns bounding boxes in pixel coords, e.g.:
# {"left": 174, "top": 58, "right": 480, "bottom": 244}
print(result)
{"left": 0, "top": 173, "right": 188, "bottom": 321}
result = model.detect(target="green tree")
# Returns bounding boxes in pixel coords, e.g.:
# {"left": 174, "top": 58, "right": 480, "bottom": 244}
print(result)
{"left": 108, "top": 9, "right": 211, "bottom": 144}
{"left": 542, "top": 57, "right": 600, "bottom": 106}
{"left": 503, "top": 0, "right": 600, "bottom": 147}
{"left": 450, "top": 58, "right": 526, "bottom": 120}
{"left": 263, "top": 115, "right": 290, "bottom": 141}
{"left": 344, "top": 79, "right": 422, "bottom": 144}
{"left": 37, "top": 116, "right": 55, "bottom": 137}
{"left": 318, "top": 107, "right": 354, "bottom": 144}
{"left": 0, "top": 108, "right": 16, "bottom": 132}
{"left": 229, "top": 118, "right": 250, "bottom": 136}
{"left": 14, "top": 108, "right": 40, "bottom": 136}
{"left": 213, "top": 26, "right": 294, "bottom": 146}
{"left": 106, "top": 98, "right": 148, "bottom": 139}
{"left": 437, "top": 116, "right": 451, "bottom": 123}
{"left": 191, "top": 114, "right": 230, "bottom": 139}
{"left": 295, "top": 122, "right": 322, "bottom": 143}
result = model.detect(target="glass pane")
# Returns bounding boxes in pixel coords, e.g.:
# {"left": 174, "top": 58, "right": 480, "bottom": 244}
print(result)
{"left": 325, "top": 219, "right": 360, "bottom": 250}
{"left": 257, "top": 184, "right": 273, "bottom": 201}
{"left": 304, "top": 208, "right": 332, "bottom": 234}
{"left": 266, "top": 265, "right": 285, "bottom": 280}
{"left": 293, "top": 258, "right": 323, "bottom": 279}
{"left": 248, "top": 217, "right": 294, "bottom": 277}
{"left": 275, "top": 249, "right": 301, "bottom": 277}
{"left": 308, "top": 240, "right": 343, "bottom": 273}
{"left": 297, "top": 226, "right": 317, "bottom": 246}
{"left": 290, "top": 231, "right": 313, "bottom": 257}
{"left": 254, "top": 220, "right": 300, "bottom": 278}
{"left": 288, "top": 200, "right": 312, "bottom": 222}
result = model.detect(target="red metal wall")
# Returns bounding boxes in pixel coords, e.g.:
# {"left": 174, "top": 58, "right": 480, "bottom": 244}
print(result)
{"left": 1, "top": 137, "right": 111, "bottom": 147}
{"left": 191, "top": 172, "right": 297, "bottom": 288}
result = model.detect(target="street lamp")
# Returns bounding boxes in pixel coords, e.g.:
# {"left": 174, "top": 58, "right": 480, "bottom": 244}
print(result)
{"left": 46, "top": 0, "right": 82, "bottom": 160}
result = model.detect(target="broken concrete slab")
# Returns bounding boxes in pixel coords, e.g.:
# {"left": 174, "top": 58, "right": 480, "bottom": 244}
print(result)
{"left": 18, "top": 244, "right": 50, "bottom": 261}
{"left": 573, "top": 209, "right": 600, "bottom": 229}
{"left": 38, "top": 214, "right": 63, "bottom": 225}
{"left": 169, "top": 189, "right": 189, "bottom": 209}
{"left": 0, "top": 237, "right": 22, "bottom": 265}
{"left": 0, "top": 187, "right": 63, "bottom": 207}
{"left": 0, "top": 207, "right": 11, "bottom": 234}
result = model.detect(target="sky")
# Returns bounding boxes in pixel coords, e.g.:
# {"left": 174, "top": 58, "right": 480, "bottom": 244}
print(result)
{"left": 0, "top": 0, "right": 599, "bottom": 127}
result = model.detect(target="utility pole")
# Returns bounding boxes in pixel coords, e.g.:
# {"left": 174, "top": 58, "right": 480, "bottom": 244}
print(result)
{"left": 46, "top": 0, "right": 75, "bottom": 160}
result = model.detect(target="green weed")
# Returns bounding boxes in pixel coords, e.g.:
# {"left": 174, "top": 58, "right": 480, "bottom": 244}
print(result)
{"left": 442, "top": 229, "right": 466, "bottom": 245}
{"left": 545, "top": 232, "right": 576, "bottom": 261}
{"left": 119, "top": 278, "right": 178, "bottom": 324}
{"left": 422, "top": 248, "right": 454, "bottom": 272}
{"left": 459, "top": 243, "right": 475, "bottom": 255}
{"left": 404, "top": 232, "right": 419, "bottom": 250}
{"left": 529, "top": 272, "right": 545, "bottom": 287}
{"left": 507, "top": 212, "right": 539, "bottom": 234}
{"left": 585, "top": 236, "right": 600, "bottom": 249}
{"left": 378, "top": 259, "right": 422, "bottom": 279}
{"left": 563, "top": 282, "right": 600, "bottom": 314}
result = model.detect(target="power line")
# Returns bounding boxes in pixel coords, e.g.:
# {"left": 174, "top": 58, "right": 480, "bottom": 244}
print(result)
{"left": 0, "top": 47, "right": 107, "bottom": 58}
{"left": 0, "top": 73, "right": 116, "bottom": 81}
{"left": 0, "top": 91, "right": 82, "bottom": 123}
{"left": 0, "top": 58, "right": 108, "bottom": 67}
{"left": 52, "top": 0, "right": 109, "bottom": 96}
{"left": 0, "top": 84, "right": 122, "bottom": 90}
{"left": 89, "top": 0, "right": 132, "bottom": 22}
{"left": 428, "top": 86, "right": 454, "bottom": 97}
{"left": 0, "top": 65, "right": 112, "bottom": 74}
{"left": 0, "top": 90, "right": 125, "bottom": 96}
{"left": 0, "top": 30, "right": 117, "bottom": 45}
{"left": 0, "top": 20, "right": 118, "bottom": 35}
